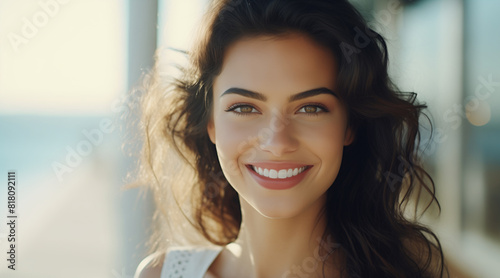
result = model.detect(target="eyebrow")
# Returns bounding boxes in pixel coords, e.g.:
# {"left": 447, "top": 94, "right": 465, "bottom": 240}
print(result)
{"left": 220, "top": 87, "right": 338, "bottom": 102}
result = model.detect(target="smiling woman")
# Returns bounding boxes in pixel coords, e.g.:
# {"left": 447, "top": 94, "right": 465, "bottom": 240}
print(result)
{"left": 207, "top": 34, "right": 353, "bottom": 221}
{"left": 133, "top": 0, "right": 447, "bottom": 277}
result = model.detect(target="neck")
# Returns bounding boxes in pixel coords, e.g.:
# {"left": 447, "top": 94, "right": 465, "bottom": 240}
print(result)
{"left": 229, "top": 196, "right": 340, "bottom": 278}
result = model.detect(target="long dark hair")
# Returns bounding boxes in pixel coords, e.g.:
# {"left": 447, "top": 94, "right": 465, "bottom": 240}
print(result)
{"left": 136, "top": 0, "right": 447, "bottom": 277}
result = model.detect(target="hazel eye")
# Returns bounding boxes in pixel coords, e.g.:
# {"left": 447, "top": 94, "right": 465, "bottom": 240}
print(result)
{"left": 225, "top": 104, "right": 260, "bottom": 115}
{"left": 297, "top": 105, "right": 326, "bottom": 114}
{"left": 236, "top": 105, "right": 256, "bottom": 113}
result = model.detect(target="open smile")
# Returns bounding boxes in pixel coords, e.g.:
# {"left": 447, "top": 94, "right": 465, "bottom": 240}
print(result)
{"left": 245, "top": 163, "right": 313, "bottom": 190}
{"left": 250, "top": 165, "right": 309, "bottom": 179}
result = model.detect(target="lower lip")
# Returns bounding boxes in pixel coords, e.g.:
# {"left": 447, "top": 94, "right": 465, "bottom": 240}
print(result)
{"left": 246, "top": 165, "right": 312, "bottom": 190}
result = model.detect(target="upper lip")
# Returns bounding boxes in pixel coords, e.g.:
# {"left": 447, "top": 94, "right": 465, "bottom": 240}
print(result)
{"left": 246, "top": 162, "right": 311, "bottom": 171}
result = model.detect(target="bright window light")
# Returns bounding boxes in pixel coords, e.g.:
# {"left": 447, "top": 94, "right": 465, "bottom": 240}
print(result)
{"left": 0, "top": 0, "right": 127, "bottom": 115}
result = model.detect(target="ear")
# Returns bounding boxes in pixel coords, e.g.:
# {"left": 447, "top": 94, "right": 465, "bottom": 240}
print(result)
{"left": 207, "top": 117, "right": 216, "bottom": 144}
{"left": 343, "top": 126, "right": 355, "bottom": 146}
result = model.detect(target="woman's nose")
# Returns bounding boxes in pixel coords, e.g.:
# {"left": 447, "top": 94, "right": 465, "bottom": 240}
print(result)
{"left": 258, "top": 117, "right": 298, "bottom": 157}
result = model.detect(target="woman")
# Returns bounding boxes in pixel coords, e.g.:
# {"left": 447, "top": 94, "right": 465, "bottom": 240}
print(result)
{"left": 134, "top": 0, "right": 447, "bottom": 277}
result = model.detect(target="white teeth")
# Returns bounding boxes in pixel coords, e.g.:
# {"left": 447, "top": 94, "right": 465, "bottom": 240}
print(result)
{"left": 278, "top": 169, "right": 287, "bottom": 179}
{"left": 269, "top": 169, "right": 278, "bottom": 178}
{"left": 251, "top": 165, "right": 308, "bottom": 179}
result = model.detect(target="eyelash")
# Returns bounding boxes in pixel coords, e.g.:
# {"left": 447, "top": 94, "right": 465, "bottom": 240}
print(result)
{"left": 224, "top": 103, "right": 329, "bottom": 116}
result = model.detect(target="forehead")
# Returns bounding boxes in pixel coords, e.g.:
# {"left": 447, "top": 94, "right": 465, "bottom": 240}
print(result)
{"left": 214, "top": 33, "right": 338, "bottom": 96}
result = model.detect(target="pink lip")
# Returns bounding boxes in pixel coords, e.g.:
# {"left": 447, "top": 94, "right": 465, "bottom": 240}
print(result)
{"left": 245, "top": 163, "right": 312, "bottom": 190}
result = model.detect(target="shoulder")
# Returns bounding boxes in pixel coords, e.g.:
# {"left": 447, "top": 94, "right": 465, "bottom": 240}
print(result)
{"left": 134, "top": 246, "right": 223, "bottom": 278}
{"left": 134, "top": 251, "right": 166, "bottom": 278}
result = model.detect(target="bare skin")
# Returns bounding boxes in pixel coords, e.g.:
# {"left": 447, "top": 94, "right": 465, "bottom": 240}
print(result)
{"left": 207, "top": 199, "right": 342, "bottom": 278}
{"left": 206, "top": 32, "right": 353, "bottom": 278}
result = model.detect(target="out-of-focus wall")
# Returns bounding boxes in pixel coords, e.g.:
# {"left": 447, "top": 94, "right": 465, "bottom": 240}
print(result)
{"left": 0, "top": 0, "right": 157, "bottom": 277}
{"left": 365, "top": 0, "right": 500, "bottom": 277}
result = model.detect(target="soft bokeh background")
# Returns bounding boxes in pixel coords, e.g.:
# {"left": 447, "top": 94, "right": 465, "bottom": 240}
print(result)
{"left": 0, "top": 0, "right": 498, "bottom": 277}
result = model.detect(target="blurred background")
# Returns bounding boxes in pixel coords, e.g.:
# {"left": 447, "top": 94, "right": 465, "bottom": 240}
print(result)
{"left": 0, "top": 0, "right": 498, "bottom": 277}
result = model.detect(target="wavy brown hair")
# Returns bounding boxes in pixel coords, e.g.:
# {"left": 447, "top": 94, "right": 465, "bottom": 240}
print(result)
{"left": 134, "top": 0, "right": 447, "bottom": 277}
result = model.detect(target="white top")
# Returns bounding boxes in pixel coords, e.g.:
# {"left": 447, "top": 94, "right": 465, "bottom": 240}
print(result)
{"left": 161, "top": 246, "right": 224, "bottom": 278}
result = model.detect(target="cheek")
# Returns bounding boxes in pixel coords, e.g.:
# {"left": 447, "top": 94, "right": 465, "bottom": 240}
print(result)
{"left": 298, "top": 119, "right": 347, "bottom": 151}
{"left": 213, "top": 117, "right": 261, "bottom": 174}
{"left": 297, "top": 122, "right": 346, "bottom": 179}
{"left": 316, "top": 128, "right": 345, "bottom": 152}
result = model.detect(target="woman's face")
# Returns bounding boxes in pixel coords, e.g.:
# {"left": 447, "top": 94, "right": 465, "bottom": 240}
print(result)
{"left": 208, "top": 33, "right": 353, "bottom": 219}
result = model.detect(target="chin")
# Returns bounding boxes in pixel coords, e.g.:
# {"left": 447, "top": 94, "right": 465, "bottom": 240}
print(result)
{"left": 249, "top": 198, "right": 309, "bottom": 220}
